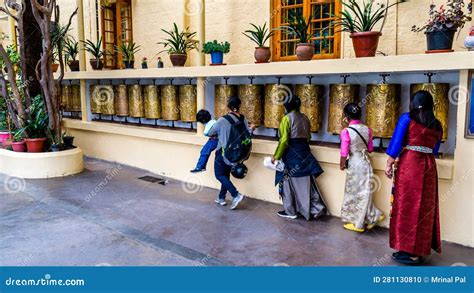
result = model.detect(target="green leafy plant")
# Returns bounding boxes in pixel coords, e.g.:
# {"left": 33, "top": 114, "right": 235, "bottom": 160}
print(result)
{"left": 16, "top": 95, "right": 48, "bottom": 139}
{"left": 412, "top": 0, "right": 472, "bottom": 33}
{"left": 202, "top": 40, "right": 230, "bottom": 54}
{"left": 12, "top": 128, "right": 24, "bottom": 142}
{"left": 242, "top": 22, "right": 275, "bottom": 47}
{"left": 157, "top": 23, "right": 199, "bottom": 55}
{"left": 331, "top": 0, "right": 406, "bottom": 33}
{"left": 64, "top": 38, "right": 79, "bottom": 62}
{"left": 115, "top": 42, "right": 141, "bottom": 61}
{"left": 82, "top": 37, "right": 104, "bottom": 62}
{"left": 277, "top": 10, "right": 315, "bottom": 44}
{"left": 51, "top": 22, "right": 71, "bottom": 63}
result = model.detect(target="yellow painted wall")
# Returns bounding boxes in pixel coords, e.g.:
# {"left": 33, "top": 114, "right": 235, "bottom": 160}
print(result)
{"left": 57, "top": 0, "right": 472, "bottom": 67}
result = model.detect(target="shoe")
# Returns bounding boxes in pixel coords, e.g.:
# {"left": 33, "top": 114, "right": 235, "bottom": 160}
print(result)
{"left": 343, "top": 223, "right": 365, "bottom": 233}
{"left": 277, "top": 211, "right": 297, "bottom": 219}
{"left": 230, "top": 193, "right": 245, "bottom": 210}
{"left": 367, "top": 213, "right": 386, "bottom": 230}
{"left": 190, "top": 168, "right": 205, "bottom": 173}
{"left": 214, "top": 198, "right": 227, "bottom": 206}
{"left": 392, "top": 252, "right": 422, "bottom": 265}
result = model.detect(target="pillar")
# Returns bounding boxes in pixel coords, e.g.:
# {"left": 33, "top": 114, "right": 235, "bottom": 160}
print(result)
{"left": 76, "top": 0, "right": 88, "bottom": 122}
{"left": 195, "top": 0, "right": 206, "bottom": 135}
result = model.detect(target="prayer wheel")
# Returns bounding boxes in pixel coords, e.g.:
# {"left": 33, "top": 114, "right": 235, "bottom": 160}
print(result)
{"left": 71, "top": 84, "right": 81, "bottom": 112}
{"left": 410, "top": 83, "right": 450, "bottom": 141}
{"left": 238, "top": 84, "right": 263, "bottom": 126}
{"left": 114, "top": 85, "right": 129, "bottom": 117}
{"left": 264, "top": 84, "right": 290, "bottom": 129}
{"left": 128, "top": 85, "right": 144, "bottom": 118}
{"left": 89, "top": 85, "right": 101, "bottom": 114}
{"left": 144, "top": 85, "right": 161, "bottom": 119}
{"left": 99, "top": 85, "right": 115, "bottom": 115}
{"left": 328, "top": 84, "right": 360, "bottom": 134}
{"left": 179, "top": 85, "right": 197, "bottom": 122}
{"left": 295, "top": 84, "right": 324, "bottom": 132}
{"left": 366, "top": 84, "right": 401, "bottom": 138}
{"left": 161, "top": 85, "right": 179, "bottom": 121}
{"left": 61, "top": 84, "right": 73, "bottom": 112}
{"left": 215, "top": 85, "right": 236, "bottom": 118}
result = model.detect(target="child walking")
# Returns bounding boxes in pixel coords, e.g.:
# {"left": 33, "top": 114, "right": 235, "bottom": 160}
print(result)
{"left": 190, "top": 110, "right": 218, "bottom": 173}
{"left": 339, "top": 103, "right": 384, "bottom": 233}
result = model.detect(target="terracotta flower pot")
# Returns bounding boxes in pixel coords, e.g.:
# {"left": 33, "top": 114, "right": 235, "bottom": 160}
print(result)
{"left": 12, "top": 140, "right": 26, "bottom": 152}
{"left": 25, "top": 138, "right": 47, "bottom": 153}
{"left": 254, "top": 47, "right": 271, "bottom": 63}
{"left": 89, "top": 59, "right": 104, "bottom": 70}
{"left": 3, "top": 138, "right": 12, "bottom": 150}
{"left": 296, "top": 43, "right": 315, "bottom": 61}
{"left": 0, "top": 131, "right": 12, "bottom": 145}
{"left": 350, "top": 31, "right": 381, "bottom": 58}
{"left": 51, "top": 63, "right": 59, "bottom": 72}
{"left": 68, "top": 60, "right": 80, "bottom": 71}
{"left": 169, "top": 53, "right": 187, "bottom": 67}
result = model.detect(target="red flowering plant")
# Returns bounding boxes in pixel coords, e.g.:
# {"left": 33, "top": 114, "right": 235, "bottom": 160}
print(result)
{"left": 412, "top": 0, "right": 472, "bottom": 33}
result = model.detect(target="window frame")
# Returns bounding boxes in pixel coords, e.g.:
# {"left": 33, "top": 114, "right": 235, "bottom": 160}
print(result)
{"left": 271, "top": 0, "right": 341, "bottom": 61}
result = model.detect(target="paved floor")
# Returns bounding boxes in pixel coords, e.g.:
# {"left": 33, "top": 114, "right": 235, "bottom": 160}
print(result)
{"left": 1, "top": 158, "right": 473, "bottom": 266}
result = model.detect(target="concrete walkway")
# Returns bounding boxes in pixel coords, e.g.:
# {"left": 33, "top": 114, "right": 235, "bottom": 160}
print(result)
{"left": 1, "top": 158, "right": 472, "bottom": 266}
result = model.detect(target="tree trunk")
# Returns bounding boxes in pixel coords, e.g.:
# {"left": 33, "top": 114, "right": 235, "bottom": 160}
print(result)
{"left": 19, "top": 0, "right": 42, "bottom": 100}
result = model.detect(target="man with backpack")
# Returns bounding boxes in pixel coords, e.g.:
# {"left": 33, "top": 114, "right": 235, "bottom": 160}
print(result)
{"left": 207, "top": 96, "right": 254, "bottom": 210}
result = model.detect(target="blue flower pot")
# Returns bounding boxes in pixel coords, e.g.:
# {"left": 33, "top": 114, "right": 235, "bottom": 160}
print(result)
{"left": 210, "top": 51, "right": 224, "bottom": 65}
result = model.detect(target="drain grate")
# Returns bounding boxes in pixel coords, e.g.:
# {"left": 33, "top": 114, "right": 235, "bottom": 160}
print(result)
{"left": 138, "top": 176, "right": 168, "bottom": 185}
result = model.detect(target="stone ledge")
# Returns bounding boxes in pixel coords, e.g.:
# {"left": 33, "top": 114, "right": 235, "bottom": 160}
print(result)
{"left": 0, "top": 148, "right": 84, "bottom": 179}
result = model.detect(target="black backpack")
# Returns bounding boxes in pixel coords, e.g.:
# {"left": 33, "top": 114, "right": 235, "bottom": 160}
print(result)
{"left": 223, "top": 113, "right": 252, "bottom": 164}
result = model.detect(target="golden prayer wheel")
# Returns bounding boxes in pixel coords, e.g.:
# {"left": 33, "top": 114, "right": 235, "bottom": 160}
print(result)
{"left": 99, "top": 85, "right": 115, "bottom": 115}
{"left": 128, "top": 85, "right": 144, "bottom": 118}
{"left": 179, "top": 85, "right": 197, "bottom": 122}
{"left": 366, "top": 84, "right": 401, "bottom": 138}
{"left": 161, "top": 85, "right": 180, "bottom": 121}
{"left": 328, "top": 84, "right": 360, "bottom": 134}
{"left": 61, "top": 85, "right": 73, "bottom": 112}
{"left": 89, "top": 85, "right": 101, "bottom": 114}
{"left": 264, "top": 84, "right": 290, "bottom": 129}
{"left": 295, "top": 84, "right": 324, "bottom": 132}
{"left": 71, "top": 84, "right": 81, "bottom": 112}
{"left": 114, "top": 85, "right": 129, "bottom": 117}
{"left": 215, "top": 85, "right": 236, "bottom": 118}
{"left": 144, "top": 85, "right": 161, "bottom": 119}
{"left": 410, "top": 83, "right": 450, "bottom": 141}
{"left": 239, "top": 84, "right": 263, "bottom": 126}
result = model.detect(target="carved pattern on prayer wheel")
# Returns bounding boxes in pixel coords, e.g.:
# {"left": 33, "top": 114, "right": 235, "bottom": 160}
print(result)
{"left": 264, "top": 84, "right": 291, "bottom": 129}
{"left": 215, "top": 85, "right": 236, "bottom": 118}
{"left": 295, "top": 84, "right": 324, "bottom": 132}
{"left": 179, "top": 85, "right": 197, "bottom": 122}
{"left": 71, "top": 85, "right": 81, "bottom": 112}
{"left": 61, "top": 85, "right": 72, "bottom": 112}
{"left": 128, "top": 85, "right": 144, "bottom": 118}
{"left": 328, "top": 84, "right": 360, "bottom": 134}
{"left": 114, "top": 85, "right": 129, "bottom": 117}
{"left": 239, "top": 84, "right": 263, "bottom": 126}
{"left": 144, "top": 85, "right": 161, "bottom": 119}
{"left": 161, "top": 85, "right": 180, "bottom": 121}
{"left": 366, "top": 84, "right": 401, "bottom": 138}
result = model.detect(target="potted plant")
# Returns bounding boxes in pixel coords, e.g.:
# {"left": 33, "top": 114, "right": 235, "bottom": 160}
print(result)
{"left": 157, "top": 56, "right": 164, "bottom": 68}
{"left": 141, "top": 57, "right": 148, "bottom": 69}
{"left": 202, "top": 40, "right": 230, "bottom": 65}
{"left": 157, "top": 23, "right": 199, "bottom": 67}
{"left": 83, "top": 37, "right": 104, "bottom": 70}
{"left": 332, "top": 0, "right": 405, "bottom": 57}
{"left": 0, "top": 110, "right": 11, "bottom": 145}
{"left": 17, "top": 95, "right": 49, "bottom": 153}
{"left": 242, "top": 22, "right": 275, "bottom": 63}
{"left": 278, "top": 10, "right": 315, "bottom": 61}
{"left": 64, "top": 38, "right": 80, "bottom": 71}
{"left": 412, "top": 0, "right": 472, "bottom": 53}
{"left": 51, "top": 49, "right": 59, "bottom": 73}
{"left": 62, "top": 131, "right": 75, "bottom": 148}
{"left": 47, "top": 129, "right": 61, "bottom": 152}
{"left": 116, "top": 41, "right": 141, "bottom": 69}
{"left": 11, "top": 130, "right": 26, "bottom": 152}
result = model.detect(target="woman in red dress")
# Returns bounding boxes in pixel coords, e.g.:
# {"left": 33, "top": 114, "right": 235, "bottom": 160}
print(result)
{"left": 385, "top": 90, "right": 443, "bottom": 265}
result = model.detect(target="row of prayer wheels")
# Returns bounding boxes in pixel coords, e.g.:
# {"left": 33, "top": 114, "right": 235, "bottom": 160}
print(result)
{"left": 61, "top": 84, "right": 82, "bottom": 112}
{"left": 88, "top": 84, "right": 197, "bottom": 122}
{"left": 215, "top": 82, "right": 450, "bottom": 140}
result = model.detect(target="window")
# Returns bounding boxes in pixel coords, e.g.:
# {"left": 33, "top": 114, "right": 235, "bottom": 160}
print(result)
{"left": 272, "top": 0, "right": 341, "bottom": 61}
{"left": 101, "top": 0, "right": 133, "bottom": 69}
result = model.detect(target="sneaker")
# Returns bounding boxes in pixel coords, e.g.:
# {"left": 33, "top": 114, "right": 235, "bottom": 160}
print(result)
{"left": 230, "top": 193, "right": 245, "bottom": 210}
{"left": 277, "top": 211, "right": 297, "bottom": 219}
{"left": 190, "top": 168, "right": 205, "bottom": 173}
{"left": 214, "top": 198, "right": 227, "bottom": 206}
